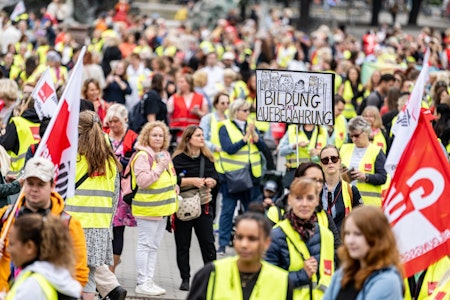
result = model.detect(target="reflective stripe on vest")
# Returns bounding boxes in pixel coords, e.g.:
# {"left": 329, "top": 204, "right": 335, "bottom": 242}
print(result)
{"left": 206, "top": 256, "right": 289, "bottom": 300}
{"left": 285, "top": 125, "right": 327, "bottom": 168}
{"left": 219, "top": 120, "right": 262, "bottom": 178}
{"left": 6, "top": 271, "right": 57, "bottom": 300}
{"left": 403, "top": 256, "right": 450, "bottom": 300}
{"left": 7, "top": 117, "right": 40, "bottom": 173}
{"left": 277, "top": 219, "right": 334, "bottom": 299}
{"left": 65, "top": 155, "right": 116, "bottom": 228}
{"left": 170, "top": 93, "right": 203, "bottom": 129}
{"left": 340, "top": 143, "right": 382, "bottom": 206}
{"left": 131, "top": 151, "right": 178, "bottom": 217}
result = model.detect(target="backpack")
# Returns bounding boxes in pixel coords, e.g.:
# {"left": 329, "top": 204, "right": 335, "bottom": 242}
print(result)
{"left": 128, "top": 98, "right": 147, "bottom": 133}
{"left": 121, "top": 151, "right": 153, "bottom": 205}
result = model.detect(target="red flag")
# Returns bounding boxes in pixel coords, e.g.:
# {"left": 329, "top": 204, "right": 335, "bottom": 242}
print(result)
{"left": 35, "top": 47, "right": 86, "bottom": 199}
{"left": 383, "top": 110, "right": 450, "bottom": 277}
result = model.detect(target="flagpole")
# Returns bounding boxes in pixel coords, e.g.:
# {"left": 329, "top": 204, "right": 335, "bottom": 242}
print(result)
{"left": 0, "top": 187, "right": 25, "bottom": 258}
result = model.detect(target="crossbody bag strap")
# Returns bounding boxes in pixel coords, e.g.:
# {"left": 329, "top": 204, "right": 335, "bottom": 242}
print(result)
{"left": 199, "top": 155, "right": 205, "bottom": 178}
{"left": 75, "top": 173, "right": 89, "bottom": 189}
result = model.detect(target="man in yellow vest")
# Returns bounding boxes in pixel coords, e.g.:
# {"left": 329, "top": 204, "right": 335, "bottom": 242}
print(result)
{"left": 0, "top": 157, "right": 89, "bottom": 292}
{"left": 187, "top": 212, "right": 294, "bottom": 299}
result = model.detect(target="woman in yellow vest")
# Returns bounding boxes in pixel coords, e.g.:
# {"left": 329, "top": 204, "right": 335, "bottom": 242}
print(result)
{"left": 362, "top": 106, "right": 388, "bottom": 153}
{"left": 65, "top": 111, "right": 121, "bottom": 300}
{"left": 323, "top": 206, "right": 404, "bottom": 300}
{"left": 131, "top": 121, "right": 178, "bottom": 296}
{"left": 6, "top": 214, "right": 82, "bottom": 299}
{"left": 217, "top": 99, "right": 267, "bottom": 256}
{"left": 404, "top": 256, "right": 450, "bottom": 300}
{"left": 340, "top": 117, "right": 387, "bottom": 207}
{"left": 338, "top": 66, "right": 364, "bottom": 120}
{"left": 187, "top": 211, "right": 294, "bottom": 300}
{"left": 319, "top": 145, "right": 363, "bottom": 234}
{"left": 427, "top": 257, "right": 450, "bottom": 300}
{"left": 266, "top": 177, "right": 336, "bottom": 300}
{"left": 200, "top": 92, "right": 229, "bottom": 174}
{"left": 267, "top": 162, "right": 340, "bottom": 251}
{"left": 278, "top": 124, "right": 328, "bottom": 188}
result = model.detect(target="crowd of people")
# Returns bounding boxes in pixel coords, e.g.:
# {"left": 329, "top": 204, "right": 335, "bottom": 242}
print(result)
{"left": 0, "top": 0, "right": 449, "bottom": 299}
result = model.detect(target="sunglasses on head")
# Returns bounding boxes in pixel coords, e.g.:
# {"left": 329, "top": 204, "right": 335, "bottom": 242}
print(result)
{"left": 320, "top": 156, "right": 339, "bottom": 165}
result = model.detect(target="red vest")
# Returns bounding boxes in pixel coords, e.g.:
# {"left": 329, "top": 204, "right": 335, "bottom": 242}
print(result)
{"left": 170, "top": 93, "right": 203, "bottom": 129}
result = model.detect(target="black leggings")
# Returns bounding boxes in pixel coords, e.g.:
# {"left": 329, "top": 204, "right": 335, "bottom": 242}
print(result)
{"left": 112, "top": 226, "right": 125, "bottom": 255}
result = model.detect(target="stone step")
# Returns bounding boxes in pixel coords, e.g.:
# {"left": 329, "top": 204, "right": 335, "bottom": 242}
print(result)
{"left": 131, "top": 1, "right": 182, "bottom": 20}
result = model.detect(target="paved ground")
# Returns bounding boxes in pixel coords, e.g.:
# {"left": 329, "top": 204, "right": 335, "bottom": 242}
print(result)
{"left": 115, "top": 225, "right": 236, "bottom": 300}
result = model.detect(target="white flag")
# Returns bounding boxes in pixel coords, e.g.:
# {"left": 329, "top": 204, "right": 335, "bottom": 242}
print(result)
{"left": 385, "top": 49, "right": 430, "bottom": 176}
{"left": 31, "top": 68, "right": 58, "bottom": 120}
{"left": 10, "top": 1, "right": 25, "bottom": 21}
{"left": 35, "top": 46, "right": 86, "bottom": 199}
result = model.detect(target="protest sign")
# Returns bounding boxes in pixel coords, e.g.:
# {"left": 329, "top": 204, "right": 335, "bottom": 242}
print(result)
{"left": 256, "top": 69, "right": 335, "bottom": 125}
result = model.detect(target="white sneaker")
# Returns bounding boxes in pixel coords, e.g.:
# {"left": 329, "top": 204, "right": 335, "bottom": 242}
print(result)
{"left": 135, "top": 282, "right": 165, "bottom": 296}
{"left": 146, "top": 280, "right": 166, "bottom": 294}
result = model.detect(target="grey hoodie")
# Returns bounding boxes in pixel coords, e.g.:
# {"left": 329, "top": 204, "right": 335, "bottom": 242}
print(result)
{"left": 11, "top": 261, "right": 82, "bottom": 299}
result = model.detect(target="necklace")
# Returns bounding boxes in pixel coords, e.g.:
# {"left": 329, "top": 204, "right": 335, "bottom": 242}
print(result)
{"left": 240, "top": 271, "right": 259, "bottom": 288}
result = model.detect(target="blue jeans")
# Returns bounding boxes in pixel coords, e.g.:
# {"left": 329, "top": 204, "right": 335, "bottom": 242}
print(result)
{"left": 218, "top": 178, "right": 261, "bottom": 248}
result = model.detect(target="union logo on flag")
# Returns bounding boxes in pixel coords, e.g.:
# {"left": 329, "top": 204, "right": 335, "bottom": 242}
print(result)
{"left": 38, "top": 82, "right": 54, "bottom": 103}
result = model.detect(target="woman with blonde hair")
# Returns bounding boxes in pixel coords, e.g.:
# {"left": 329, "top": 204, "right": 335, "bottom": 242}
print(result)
{"left": 172, "top": 125, "right": 219, "bottom": 291}
{"left": 6, "top": 214, "right": 82, "bottom": 299}
{"left": 361, "top": 106, "right": 389, "bottom": 153}
{"left": 65, "top": 110, "right": 121, "bottom": 300}
{"left": 0, "top": 78, "right": 19, "bottom": 127}
{"left": 323, "top": 206, "right": 403, "bottom": 299}
{"left": 131, "top": 121, "right": 178, "bottom": 296}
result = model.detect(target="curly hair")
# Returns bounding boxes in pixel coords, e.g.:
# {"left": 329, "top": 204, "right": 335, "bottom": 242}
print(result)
{"left": 338, "top": 206, "right": 403, "bottom": 290}
{"left": 172, "top": 125, "right": 214, "bottom": 162}
{"left": 138, "top": 121, "right": 170, "bottom": 150}
{"left": 13, "top": 214, "right": 75, "bottom": 274}
{"left": 78, "top": 110, "right": 121, "bottom": 175}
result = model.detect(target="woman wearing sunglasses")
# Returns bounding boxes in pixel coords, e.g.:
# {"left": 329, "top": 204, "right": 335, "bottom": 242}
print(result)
{"left": 319, "top": 145, "right": 363, "bottom": 234}
{"left": 340, "top": 117, "right": 387, "bottom": 207}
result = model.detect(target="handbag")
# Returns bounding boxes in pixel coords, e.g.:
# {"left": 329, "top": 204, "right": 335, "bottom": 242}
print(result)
{"left": 224, "top": 166, "right": 253, "bottom": 194}
{"left": 176, "top": 156, "right": 205, "bottom": 221}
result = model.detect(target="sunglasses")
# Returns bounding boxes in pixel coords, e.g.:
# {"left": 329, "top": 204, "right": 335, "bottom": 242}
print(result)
{"left": 320, "top": 156, "right": 339, "bottom": 165}
{"left": 350, "top": 132, "right": 362, "bottom": 139}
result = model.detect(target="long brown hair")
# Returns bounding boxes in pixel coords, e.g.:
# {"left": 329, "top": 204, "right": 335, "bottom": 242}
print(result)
{"left": 338, "top": 206, "right": 403, "bottom": 290}
{"left": 172, "top": 125, "right": 214, "bottom": 162}
{"left": 78, "top": 110, "right": 121, "bottom": 175}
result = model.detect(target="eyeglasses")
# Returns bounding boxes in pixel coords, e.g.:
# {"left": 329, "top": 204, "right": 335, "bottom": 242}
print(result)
{"left": 350, "top": 132, "right": 363, "bottom": 139}
{"left": 320, "top": 156, "right": 339, "bottom": 165}
{"left": 239, "top": 109, "right": 250, "bottom": 113}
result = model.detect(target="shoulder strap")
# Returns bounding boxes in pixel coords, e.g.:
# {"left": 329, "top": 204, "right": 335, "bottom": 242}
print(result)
{"left": 75, "top": 173, "right": 89, "bottom": 189}
{"left": 199, "top": 155, "right": 205, "bottom": 178}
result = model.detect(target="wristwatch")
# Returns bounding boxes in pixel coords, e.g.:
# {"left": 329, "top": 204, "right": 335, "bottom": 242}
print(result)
{"left": 365, "top": 174, "right": 370, "bottom": 183}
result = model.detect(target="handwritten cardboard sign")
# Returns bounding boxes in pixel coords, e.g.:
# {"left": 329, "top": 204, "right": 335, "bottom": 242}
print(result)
{"left": 256, "top": 69, "right": 335, "bottom": 125}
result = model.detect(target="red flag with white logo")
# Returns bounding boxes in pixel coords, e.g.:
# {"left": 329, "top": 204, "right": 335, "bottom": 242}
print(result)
{"left": 383, "top": 110, "right": 450, "bottom": 277}
{"left": 31, "top": 68, "right": 58, "bottom": 120}
{"left": 34, "top": 47, "right": 86, "bottom": 199}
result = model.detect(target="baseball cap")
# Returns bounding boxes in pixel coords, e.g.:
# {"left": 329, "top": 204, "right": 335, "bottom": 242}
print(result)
{"left": 23, "top": 157, "right": 55, "bottom": 182}
{"left": 264, "top": 180, "right": 278, "bottom": 192}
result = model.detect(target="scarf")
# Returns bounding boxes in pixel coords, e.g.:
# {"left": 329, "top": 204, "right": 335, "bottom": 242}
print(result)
{"left": 286, "top": 210, "right": 317, "bottom": 242}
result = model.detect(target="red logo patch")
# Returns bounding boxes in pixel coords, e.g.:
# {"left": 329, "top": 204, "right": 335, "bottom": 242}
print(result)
{"left": 364, "top": 164, "right": 372, "bottom": 172}
{"left": 428, "top": 282, "right": 438, "bottom": 295}
{"left": 323, "top": 260, "right": 332, "bottom": 276}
